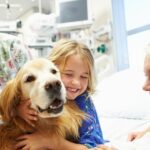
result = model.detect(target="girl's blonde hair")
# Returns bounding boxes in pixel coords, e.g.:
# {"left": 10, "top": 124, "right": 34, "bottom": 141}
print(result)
{"left": 48, "top": 39, "right": 96, "bottom": 95}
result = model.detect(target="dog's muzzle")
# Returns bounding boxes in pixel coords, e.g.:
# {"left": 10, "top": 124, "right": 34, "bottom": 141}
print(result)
{"left": 45, "top": 80, "right": 61, "bottom": 97}
{"left": 37, "top": 80, "right": 64, "bottom": 114}
{"left": 37, "top": 98, "right": 64, "bottom": 114}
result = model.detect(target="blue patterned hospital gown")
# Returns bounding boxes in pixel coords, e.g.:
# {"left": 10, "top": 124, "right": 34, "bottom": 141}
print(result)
{"left": 75, "top": 92, "right": 104, "bottom": 148}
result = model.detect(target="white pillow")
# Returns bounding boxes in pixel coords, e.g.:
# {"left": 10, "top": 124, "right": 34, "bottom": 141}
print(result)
{"left": 93, "top": 69, "right": 150, "bottom": 120}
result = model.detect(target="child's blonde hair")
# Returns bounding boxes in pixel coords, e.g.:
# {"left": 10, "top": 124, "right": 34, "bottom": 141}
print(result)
{"left": 48, "top": 39, "right": 96, "bottom": 95}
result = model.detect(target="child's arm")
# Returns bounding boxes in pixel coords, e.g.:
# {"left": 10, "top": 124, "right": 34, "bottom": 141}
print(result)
{"left": 57, "top": 138, "right": 89, "bottom": 150}
{"left": 17, "top": 99, "right": 38, "bottom": 127}
{"left": 15, "top": 131, "right": 89, "bottom": 150}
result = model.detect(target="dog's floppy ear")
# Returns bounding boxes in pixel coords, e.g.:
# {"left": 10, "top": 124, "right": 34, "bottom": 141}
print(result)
{"left": 0, "top": 79, "right": 20, "bottom": 122}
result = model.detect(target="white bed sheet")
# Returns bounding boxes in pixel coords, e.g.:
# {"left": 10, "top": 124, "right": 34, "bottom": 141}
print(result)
{"left": 106, "top": 132, "right": 150, "bottom": 150}
{"left": 100, "top": 116, "right": 150, "bottom": 141}
{"left": 100, "top": 116, "right": 150, "bottom": 149}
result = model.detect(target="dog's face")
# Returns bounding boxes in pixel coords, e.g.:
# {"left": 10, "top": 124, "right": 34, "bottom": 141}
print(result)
{"left": 0, "top": 58, "right": 66, "bottom": 121}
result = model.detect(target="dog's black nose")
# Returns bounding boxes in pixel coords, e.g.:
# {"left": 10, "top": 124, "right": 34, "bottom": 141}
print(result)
{"left": 45, "top": 81, "right": 61, "bottom": 94}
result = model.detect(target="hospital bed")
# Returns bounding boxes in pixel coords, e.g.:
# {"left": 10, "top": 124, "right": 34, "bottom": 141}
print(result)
{"left": 93, "top": 69, "right": 150, "bottom": 149}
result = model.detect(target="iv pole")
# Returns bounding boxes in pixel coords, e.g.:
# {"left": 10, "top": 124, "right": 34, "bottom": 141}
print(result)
{"left": 38, "top": 0, "right": 42, "bottom": 13}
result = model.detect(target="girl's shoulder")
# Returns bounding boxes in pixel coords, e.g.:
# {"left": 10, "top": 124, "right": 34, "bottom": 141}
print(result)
{"left": 75, "top": 92, "right": 94, "bottom": 113}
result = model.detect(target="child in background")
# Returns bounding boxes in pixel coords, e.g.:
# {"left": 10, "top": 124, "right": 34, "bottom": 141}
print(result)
{"left": 15, "top": 39, "right": 105, "bottom": 150}
{"left": 128, "top": 46, "right": 150, "bottom": 142}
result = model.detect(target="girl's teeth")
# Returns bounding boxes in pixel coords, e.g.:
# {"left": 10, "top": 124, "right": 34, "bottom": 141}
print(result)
{"left": 68, "top": 88, "right": 77, "bottom": 92}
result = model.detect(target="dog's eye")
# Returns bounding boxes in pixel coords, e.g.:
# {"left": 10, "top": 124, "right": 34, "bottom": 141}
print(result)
{"left": 51, "top": 69, "right": 57, "bottom": 74}
{"left": 25, "top": 75, "right": 36, "bottom": 82}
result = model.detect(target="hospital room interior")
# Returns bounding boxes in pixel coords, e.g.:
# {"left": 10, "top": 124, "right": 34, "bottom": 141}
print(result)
{"left": 0, "top": 0, "right": 150, "bottom": 149}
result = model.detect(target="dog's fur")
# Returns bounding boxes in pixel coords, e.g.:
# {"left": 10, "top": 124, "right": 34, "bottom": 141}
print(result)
{"left": 0, "top": 58, "right": 85, "bottom": 150}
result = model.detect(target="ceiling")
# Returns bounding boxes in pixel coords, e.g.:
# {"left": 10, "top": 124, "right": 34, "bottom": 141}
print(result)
{"left": 0, "top": 0, "right": 55, "bottom": 21}
{"left": 0, "top": 0, "right": 112, "bottom": 32}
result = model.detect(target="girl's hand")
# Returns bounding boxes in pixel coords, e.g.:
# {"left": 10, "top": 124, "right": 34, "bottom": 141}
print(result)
{"left": 15, "top": 132, "right": 57, "bottom": 150}
{"left": 127, "top": 131, "right": 145, "bottom": 141}
{"left": 17, "top": 99, "right": 38, "bottom": 127}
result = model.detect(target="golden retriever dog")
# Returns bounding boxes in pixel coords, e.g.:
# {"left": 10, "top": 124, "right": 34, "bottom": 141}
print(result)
{"left": 0, "top": 58, "right": 84, "bottom": 150}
